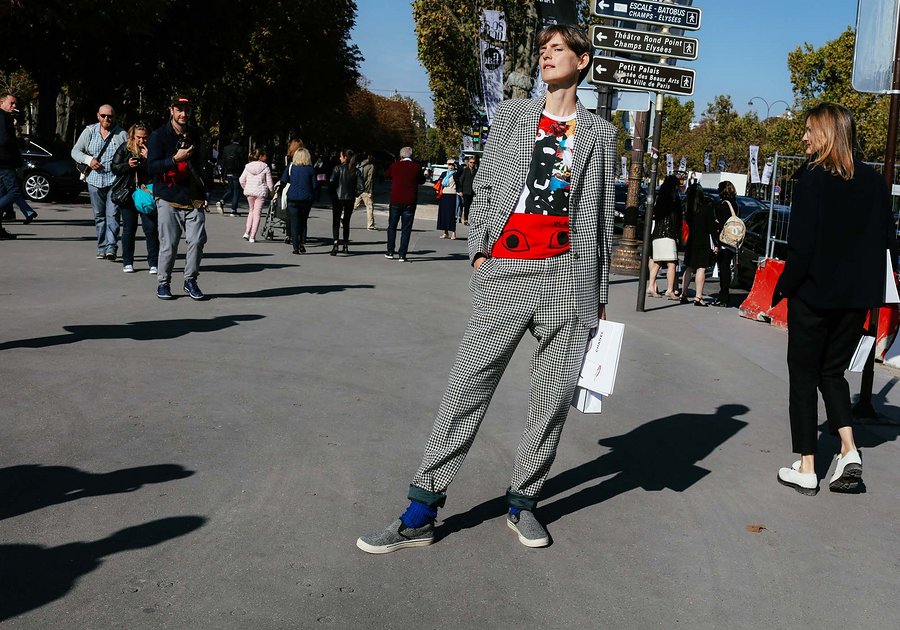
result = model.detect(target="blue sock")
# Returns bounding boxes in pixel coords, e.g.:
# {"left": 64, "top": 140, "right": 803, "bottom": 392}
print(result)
{"left": 509, "top": 507, "right": 522, "bottom": 516}
{"left": 400, "top": 500, "right": 437, "bottom": 528}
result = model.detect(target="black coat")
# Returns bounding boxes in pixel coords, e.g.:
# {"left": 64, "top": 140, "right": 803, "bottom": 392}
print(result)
{"left": 775, "top": 160, "right": 897, "bottom": 309}
{"left": 110, "top": 143, "right": 151, "bottom": 207}
{"left": 0, "top": 110, "right": 22, "bottom": 169}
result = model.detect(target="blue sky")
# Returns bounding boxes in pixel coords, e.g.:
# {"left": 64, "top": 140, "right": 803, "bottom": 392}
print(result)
{"left": 350, "top": 0, "right": 858, "bottom": 123}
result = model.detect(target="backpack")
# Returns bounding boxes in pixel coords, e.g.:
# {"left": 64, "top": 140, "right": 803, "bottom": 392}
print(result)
{"left": 719, "top": 200, "right": 746, "bottom": 250}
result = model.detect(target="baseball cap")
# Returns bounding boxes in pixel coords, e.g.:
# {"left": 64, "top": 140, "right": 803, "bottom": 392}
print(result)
{"left": 170, "top": 95, "right": 193, "bottom": 108}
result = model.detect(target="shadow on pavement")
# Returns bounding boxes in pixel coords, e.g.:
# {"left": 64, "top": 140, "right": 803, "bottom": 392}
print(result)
{"left": 210, "top": 284, "right": 374, "bottom": 299}
{"left": 436, "top": 404, "right": 749, "bottom": 539}
{"left": 201, "top": 263, "right": 299, "bottom": 273}
{"left": 0, "top": 516, "right": 207, "bottom": 621}
{"left": 199, "top": 252, "right": 274, "bottom": 259}
{"left": 0, "top": 314, "right": 265, "bottom": 351}
{"left": 0, "top": 464, "right": 195, "bottom": 521}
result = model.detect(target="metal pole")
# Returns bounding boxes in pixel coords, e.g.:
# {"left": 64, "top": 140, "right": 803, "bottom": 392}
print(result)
{"left": 765, "top": 152, "right": 779, "bottom": 260}
{"left": 854, "top": 11, "right": 900, "bottom": 420}
{"left": 637, "top": 92, "right": 665, "bottom": 312}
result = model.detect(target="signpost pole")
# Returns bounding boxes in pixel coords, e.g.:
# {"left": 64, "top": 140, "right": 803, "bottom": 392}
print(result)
{"left": 637, "top": 92, "right": 665, "bottom": 312}
{"left": 854, "top": 9, "right": 900, "bottom": 421}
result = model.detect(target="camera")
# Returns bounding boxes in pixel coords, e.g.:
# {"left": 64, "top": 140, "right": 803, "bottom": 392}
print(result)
{"left": 176, "top": 133, "right": 193, "bottom": 151}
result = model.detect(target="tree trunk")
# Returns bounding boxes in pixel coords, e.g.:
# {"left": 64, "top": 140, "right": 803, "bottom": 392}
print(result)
{"left": 503, "top": 1, "right": 539, "bottom": 100}
{"left": 36, "top": 81, "right": 62, "bottom": 141}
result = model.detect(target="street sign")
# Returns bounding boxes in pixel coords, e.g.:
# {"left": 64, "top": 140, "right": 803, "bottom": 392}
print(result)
{"left": 591, "top": 25, "right": 698, "bottom": 60}
{"left": 590, "top": 57, "right": 695, "bottom": 96}
{"left": 591, "top": 0, "right": 702, "bottom": 30}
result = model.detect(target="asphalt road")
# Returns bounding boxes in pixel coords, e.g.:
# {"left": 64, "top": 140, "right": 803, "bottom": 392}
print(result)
{"left": 1, "top": 190, "right": 898, "bottom": 629}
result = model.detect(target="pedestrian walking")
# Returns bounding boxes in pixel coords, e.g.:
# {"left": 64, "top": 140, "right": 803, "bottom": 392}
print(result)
{"left": 329, "top": 149, "right": 362, "bottom": 255}
{"left": 110, "top": 123, "right": 159, "bottom": 274}
{"left": 383, "top": 146, "right": 426, "bottom": 262}
{"left": 646, "top": 175, "right": 682, "bottom": 299}
{"left": 679, "top": 182, "right": 716, "bottom": 306}
{"left": 457, "top": 155, "right": 477, "bottom": 225}
{"left": 239, "top": 147, "right": 273, "bottom": 243}
{"left": 280, "top": 148, "right": 316, "bottom": 254}
{"left": 147, "top": 95, "right": 209, "bottom": 300}
{"left": 774, "top": 103, "right": 897, "bottom": 495}
{"left": 0, "top": 92, "right": 38, "bottom": 238}
{"left": 216, "top": 134, "right": 244, "bottom": 216}
{"left": 71, "top": 104, "right": 127, "bottom": 260}
{"left": 353, "top": 152, "right": 376, "bottom": 230}
{"left": 436, "top": 161, "right": 458, "bottom": 239}
{"left": 710, "top": 180, "right": 739, "bottom": 307}
{"left": 357, "top": 24, "right": 616, "bottom": 552}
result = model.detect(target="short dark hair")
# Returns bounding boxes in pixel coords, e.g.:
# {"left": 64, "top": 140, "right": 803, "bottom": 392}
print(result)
{"left": 537, "top": 25, "right": 592, "bottom": 83}
{"left": 718, "top": 180, "right": 737, "bottom": 200}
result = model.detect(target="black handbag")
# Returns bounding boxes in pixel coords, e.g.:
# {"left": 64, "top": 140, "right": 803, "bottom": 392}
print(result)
{"left": 111, "top": 170, "right": 137, "bottom": 206}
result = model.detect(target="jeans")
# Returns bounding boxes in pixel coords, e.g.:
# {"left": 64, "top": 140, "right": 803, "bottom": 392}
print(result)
{"left": 120, "top": 204, "right": 159, "bottom": 267}
{"left": 219, "top": 174, "right": 241, "bottom": 212}
{"left": 288, "top": 199, "right": 312, "bottom": 251}
{"left": 387, "top": 203, "right": 416, "bottom": 258}
{"left": 156, "top": 199, "right": 207, "bottom": 284}
{"left": 332, "top": 199, "right": 353, "bottom": 243}
{"left": 0, "top": 168, "right": 36, "bottom": 218}
{"left": 88, "top": 183, "right": 120, "bottom": 254}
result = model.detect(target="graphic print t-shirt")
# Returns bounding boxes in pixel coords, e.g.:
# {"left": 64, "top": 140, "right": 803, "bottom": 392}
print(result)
{"left": 491, "top": 111, "right": 575, "bottom": 259}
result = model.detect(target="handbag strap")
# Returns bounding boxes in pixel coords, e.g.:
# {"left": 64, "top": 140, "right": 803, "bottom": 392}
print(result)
{"left": 94, "top": 127, "right": 115, "bottom": 161}
{"left": 724, "top": 200, "right": 736, "bottom": 217}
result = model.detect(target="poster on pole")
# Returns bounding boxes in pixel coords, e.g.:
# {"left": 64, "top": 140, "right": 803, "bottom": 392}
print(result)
{"left": 621, "top": 155, "right": 628, "bottom": 180}
{"left": 761, "top": 159, "right": 773, "bottom": 185}
{"left": 666, "top": 153, "right": 674, "bottom": 176}
{"left": 749, "top": 145, "right": 761, "bottom": 184}
{"left": 480, "top": 11, "right": 507, "bottom": 125}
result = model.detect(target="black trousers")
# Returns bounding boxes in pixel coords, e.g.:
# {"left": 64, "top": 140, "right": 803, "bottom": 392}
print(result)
{"left": 332, "top": 199, "right": 353, "bottom": 243}
{"left": 288, "top": 200, "right": 311, "bottom": 251}
{"left": 716, "top": 247, "right": 734, "bottom": 302}
{"left": 461, "top": 194, "right": 474, "bottom": 221}
{"left": 787, "top": 297, "right": 867, "bottom": 454}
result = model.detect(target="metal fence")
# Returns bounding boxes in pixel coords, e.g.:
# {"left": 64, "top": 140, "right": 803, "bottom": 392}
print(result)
{"left": 762, "top": 154, "right": 900, "bottom": 260}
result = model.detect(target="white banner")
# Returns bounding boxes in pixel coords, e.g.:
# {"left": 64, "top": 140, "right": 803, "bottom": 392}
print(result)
{"left": 480, "top": 10, "right": 507, "bottom": 125}
{"left": 666, "top": 153, "right": 674, "bottom": 176}
{"left": 621, "top": 155, "right": 628, "bottom": 180}
{"left": 749, "top": 145, "right": 761, "bottom": 183}
{"left": 678, "top": 156, "right": 687, "bottom": 172}
{"left": 462, "top": 135, "right": 475, "bottom": 152}
{"left": 761, "top": 159, "right": 773, "bottom": 185}
{"left": 703, "top": 148, "right": 711, "bottom": 172}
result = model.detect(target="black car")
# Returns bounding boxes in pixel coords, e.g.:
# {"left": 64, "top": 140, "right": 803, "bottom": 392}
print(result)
{"left": 613, "top": 182, "right": 647, "bottom": 233}
{"left": 20, "top": 137, "right": 85, "bottom": 202}
{"left": 734, "top": 207, "right": 790, "bottom": 289}
{"left": 701, "top": 189, "right": 770, "bottom": 219}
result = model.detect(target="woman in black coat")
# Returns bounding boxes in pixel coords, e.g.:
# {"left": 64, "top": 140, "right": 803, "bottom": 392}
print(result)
{"left": 774, "top": 103, "right": 897, "bottom": 496}
{"left": 679, "top": 182, "right": 716, "bottom": 306}
{"left": 329, "top": 149, "right": 362, "bottom": 255}
{"left": 110, "top": 123, "right": 158, "bottom": 273}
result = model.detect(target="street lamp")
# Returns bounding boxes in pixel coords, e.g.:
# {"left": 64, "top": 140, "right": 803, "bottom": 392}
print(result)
{"left": 748, "top": 96, "right": 790, "bottom": 120}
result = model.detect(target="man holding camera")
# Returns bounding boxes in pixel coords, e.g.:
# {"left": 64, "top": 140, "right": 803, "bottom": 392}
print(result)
{"left": 72, "top": 104, "right": 127, "bottom": 260}
{"left": 147, "top": 95, "right": 209, "bottom": 300}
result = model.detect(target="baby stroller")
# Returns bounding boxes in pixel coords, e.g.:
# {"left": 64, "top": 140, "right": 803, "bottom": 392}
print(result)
{"left": 261, "top": 189, "right": 289, "bottom": 242}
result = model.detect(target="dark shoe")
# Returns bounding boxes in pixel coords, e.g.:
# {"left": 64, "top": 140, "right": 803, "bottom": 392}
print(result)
{"left": 356, "top": 518, "right": 434, "bottom": 554}
{"left": 507, "top": 510, "right": 550, "bottom": 547}
{"left": 183, "top": 279, "right": 205, "bottom": 300}
{"left": 0, "top": 227, "right": 17, "bottom": 240}
{"left": 341, "top": 244, "right": 349, "bottom": 254}
{"left": 156, "top": 283, "right": 173, "bottom": 300}
{"left": 679, "top": 296, "right": 689, "bottom": 304}
{"left": 385, "top": 253, "right": 395, "bottom": 259}
{"left": 105, "top": 251, "right": 116, "bottom": 261}
{"left": 330, "top": 243, "right": 338, "bottom": 256}
{"left": 299, "top": 244, "right": 306, "bottom": 253}
{"left": 397, "top": 257, "right": 410, "bottom": 263}
{"left": 292, "top": 249, "right": 300, "bottom": 255}
{"left": 693, "top": 299, "right": 708, "bottom": 307}
{"left": 23, "top": 212, "right": 37, "bottom": 225}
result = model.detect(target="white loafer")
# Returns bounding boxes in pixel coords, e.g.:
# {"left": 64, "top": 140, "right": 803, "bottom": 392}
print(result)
{"left": 778, "top": 464, "right": 818, "bottom": 496}
{"left": 829, "top": 450, "right": 862, "bottom": 492}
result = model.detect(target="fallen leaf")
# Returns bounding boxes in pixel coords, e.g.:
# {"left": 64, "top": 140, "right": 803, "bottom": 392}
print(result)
{"left": 745, "top": 524, "right": 767, "bottom": 533}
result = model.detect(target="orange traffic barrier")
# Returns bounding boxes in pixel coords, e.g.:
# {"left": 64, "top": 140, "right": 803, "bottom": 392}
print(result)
{"left": 739, "top": 258, "right": 787, "bottom": 327}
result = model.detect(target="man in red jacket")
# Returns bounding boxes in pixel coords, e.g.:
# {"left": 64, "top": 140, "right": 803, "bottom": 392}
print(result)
{"left": 384, "top": 146, "right": 426, "bottom": 262}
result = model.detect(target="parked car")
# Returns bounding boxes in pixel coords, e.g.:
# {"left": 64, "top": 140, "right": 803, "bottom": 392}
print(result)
{"left": 734, "top": 207, "right": 790, "bottom": 289}
{"left": 613, "top": 182, "right": 647, "bottom": 233}
{"left": 700, "top": 188, "right": 771, "bottom": 219}
{"left": 19, "top": 137, "right": 85, "bottom": 202}
{"left": 426, "top": 163, "right": 449, "bottom": 183}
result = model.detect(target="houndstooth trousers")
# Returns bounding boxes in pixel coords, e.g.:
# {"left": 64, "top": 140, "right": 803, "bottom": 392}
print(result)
{"left": 409, "top": 251, "right": 591, "bottom": 511}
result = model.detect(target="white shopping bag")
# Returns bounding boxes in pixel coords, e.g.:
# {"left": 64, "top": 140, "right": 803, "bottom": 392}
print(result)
{"left": 884, "top": 249, "right": 899, "bottom": 304}
{"left": 849, "top": 335, "right": 876, "bottom": 372}
{"left": 571, "top": 386, "right": 603, "bottom": 413}
{"left": 711, "top": 263, "right": 719, "bottom": 279}
{"left": 576, "top": 319, "right": 625, "bottom": 397}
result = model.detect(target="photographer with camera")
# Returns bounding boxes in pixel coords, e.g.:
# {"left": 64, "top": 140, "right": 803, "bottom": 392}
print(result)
{"left": 72, "top": 104, "right": 127, "bottom": 260}
{"left": 0, "top": 92, "right": 39, "bottom": 239}
{"left": 110, "top": 123, "right": 158, "bottom": 274}
{"left": 147, "top": 95, "right": 209, "bottom": 300}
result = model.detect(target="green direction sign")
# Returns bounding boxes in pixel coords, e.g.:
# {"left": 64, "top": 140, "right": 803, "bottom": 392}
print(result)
{"left": 591, "top": 0, "right": 702, "bottom": 30}
{"left": 591, "top": 25, "right": 698, "bottom": 60}
{"left": 590, "top": 57, "right": 695, "bottom": 96}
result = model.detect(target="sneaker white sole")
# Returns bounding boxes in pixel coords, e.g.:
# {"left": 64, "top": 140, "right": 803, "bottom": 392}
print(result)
{"left": 507, "top": 519, "right": 550, "bottom": 547}
{"left": 355, "top": 536, "right": 433, "bottom": 554}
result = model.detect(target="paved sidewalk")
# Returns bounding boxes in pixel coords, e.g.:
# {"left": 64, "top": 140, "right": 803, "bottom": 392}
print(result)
{"left": 1, "top": 197, "right": 898, "bottom": 629}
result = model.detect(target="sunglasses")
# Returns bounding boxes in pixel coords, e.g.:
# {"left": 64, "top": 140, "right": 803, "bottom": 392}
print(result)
{"left": 98, "top": 114, "right": 114, "bottom": 119}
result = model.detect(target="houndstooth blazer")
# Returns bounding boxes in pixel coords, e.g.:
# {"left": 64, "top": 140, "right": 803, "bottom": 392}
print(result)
{"left": 468, "top": 97, "right": 617, "bottom": 326}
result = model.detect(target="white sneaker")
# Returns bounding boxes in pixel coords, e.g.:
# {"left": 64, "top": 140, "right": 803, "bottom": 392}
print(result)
{"left": 242, "top": 233, "right": 250, "bottom": 240}
{"left": 216, "top": 201, "right": 224, "bottom": 214}
{"left": 829, "top": 450, "right": 862, "bottom": 492}
{"left": 777, "top": 463, "right": 818, "bottom": 496}
{"left": 249, "top": 238, "right": 256, "bottom": 243}
{"left": 149, "top": 266, "right": 158, "bottom": 274}
{"left": 123, "top": 264, "right": 135, "bottom": 273}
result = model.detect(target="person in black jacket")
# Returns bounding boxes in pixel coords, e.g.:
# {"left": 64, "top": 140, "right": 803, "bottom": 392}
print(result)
{"left": 328, "top": 149, "right": 362, "bottom": 255}
{"left": 147, "top": 95, "right": 209, "bottom": 300}
{"left": 216, "top": 134, "right": 244, "bottom": 216}
{"left": 456, "top": 156, "right": 477, "bottom": 225}
{"left": 679, "top": 182, "right": 716, "bottom": 306}
{"left": 0, "top": 92, "right": 38, "bottom": 239}
{"left": 710, "top": 180, "right": 739, "bottom": 307}
{"left": 110, "top": 123, "right": 158, "bottom": 274}
{"left": 774, "top": 102, "right": 897, "bottom": 496}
